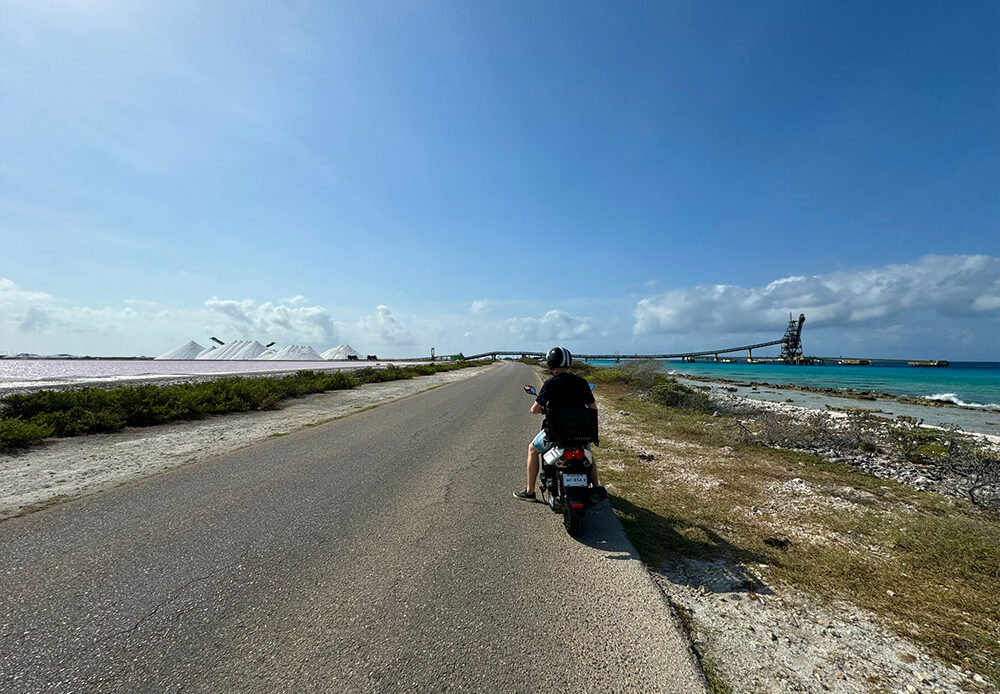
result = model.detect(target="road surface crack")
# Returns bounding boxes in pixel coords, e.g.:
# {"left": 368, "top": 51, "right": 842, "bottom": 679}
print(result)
{"left": 96, "top": 545, "right": 253, "bottom": 646}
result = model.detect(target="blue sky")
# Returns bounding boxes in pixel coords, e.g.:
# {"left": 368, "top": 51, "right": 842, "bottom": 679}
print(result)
{"left": 1, "top": 1, "right": 997, "bottom": 359}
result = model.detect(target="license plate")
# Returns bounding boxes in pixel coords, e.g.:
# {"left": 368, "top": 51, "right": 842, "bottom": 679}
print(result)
{"left": 563, "top": 473, "right": 589, "bottom": 487}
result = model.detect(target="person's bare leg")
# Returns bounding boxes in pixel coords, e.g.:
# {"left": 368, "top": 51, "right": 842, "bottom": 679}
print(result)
{"left": 526, "top": 444, "right": 541, "bottom": 494}
{"left": 589, "top": 462, "right": 600, "bottom": 487}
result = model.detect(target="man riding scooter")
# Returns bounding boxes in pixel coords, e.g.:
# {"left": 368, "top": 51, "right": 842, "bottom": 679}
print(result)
{"left": 514, "top": 346, "right": 603, "bottom": 502}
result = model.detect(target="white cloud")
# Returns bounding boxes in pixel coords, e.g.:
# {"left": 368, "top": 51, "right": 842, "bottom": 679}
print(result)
{"left": 0, "top": 280, "right": 348, "bottom": 354}
{"left": 18, "top": 306, "right": 53, "bottom": 333}
{"left": 972, "top": 293, "right": 1000, "bottom": 312}
{"left": 0, "top": 278, "right": 57, "bottom": 334}
{"left": 0, "top": 277, "right": 53, "bottom": 309}
{"left": 471, "top": 300, "right": 487, "bottom": 314}
{"left": 204, "top": 296, "right": 339, "bottom": 345}
{"left": 634, "top": 255, "right": 1000, "bottom": 336}
{"left": 0, "top": 278, "right": 176, "bottom": 351}
{"left": 504, "top": 309, "right": 594, "bottom": 343}
{"left": 3, "top": 255, "right": 997, "bottom": 360}
{"left": 353, "top": 305, "right": 415, "bottom": 346}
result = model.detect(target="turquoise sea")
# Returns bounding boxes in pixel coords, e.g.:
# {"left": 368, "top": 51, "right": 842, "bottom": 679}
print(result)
{"left": 589, "top": 360, "right": 1000, "bottom": 409}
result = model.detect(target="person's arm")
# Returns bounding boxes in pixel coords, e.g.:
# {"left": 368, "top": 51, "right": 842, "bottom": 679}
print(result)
{"left": 581, "top": 377, "right": 597, "bottom": 409}
{"left": 533, "top": 380, "right": 551, "bottom": 414}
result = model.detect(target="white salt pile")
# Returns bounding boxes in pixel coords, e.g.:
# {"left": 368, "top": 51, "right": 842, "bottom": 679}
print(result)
{"left": 195, "top": 340, "right": 267, "bottom": 360}
{"left": 155, "top": 341, "right": 206, "bottom": 360}
{"left": 195, "top": 345, "right": 219, "bottom": 359}
{"left": 158, "top": 340, "right": 332, "bottom": 361}
{"left": 257, "top": 345, "right": 324, "bottom": 361}
{"left": 322, "top": 344, "right": 361, "bottom": 360}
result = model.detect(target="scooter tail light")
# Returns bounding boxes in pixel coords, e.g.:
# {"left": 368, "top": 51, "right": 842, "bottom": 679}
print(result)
{"left": 571, "top": 503, "right": 584, "bottom": 509}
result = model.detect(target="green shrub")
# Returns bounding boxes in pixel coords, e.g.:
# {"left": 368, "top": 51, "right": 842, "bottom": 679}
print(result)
{"left": 277, "top": 370, "right": 355, "bottom": 397}
{"left": 0, "top": 360, "right": 489, "bottom": 447}
{"left": 355, "top": 365, "right": 414, "bottom": 383}
{"left": 648, "top": 374, "right": 713, "bottom": 411}
{"left": 586, "top": 360, "right": 664, "bottom": 387}
{"left": 623, "top": 360, "right": 663, "bottom": 388}
{"left": 590, "top": 368, "right": 634, "bottom": 385}
{"left": 406, "top": 364, "right": 439, "bottom": 376}
{"left": 0, "top": 418, "right": 55, "bottom": 451}
{"left": 33, "top": 406, "right": 126, "bottom": 437}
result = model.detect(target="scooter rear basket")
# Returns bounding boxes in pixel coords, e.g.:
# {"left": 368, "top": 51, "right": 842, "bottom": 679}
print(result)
{"left": 543, "top": 407, "right": 599, "bottom": 446}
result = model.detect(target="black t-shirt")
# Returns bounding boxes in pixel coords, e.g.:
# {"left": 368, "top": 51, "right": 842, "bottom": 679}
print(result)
{"left": 535, "top": 372, "right": 595, "bottom": 410}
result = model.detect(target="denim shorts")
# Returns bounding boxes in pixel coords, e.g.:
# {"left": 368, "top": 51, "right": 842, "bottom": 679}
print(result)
{"left": 531, "top": 429, "right": 590, "bottom": 453}
{"left": 531, "top": 429, "right": 552, "bottom": 453}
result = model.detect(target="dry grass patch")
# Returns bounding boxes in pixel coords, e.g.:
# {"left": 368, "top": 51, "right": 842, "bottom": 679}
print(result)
{"left": 596, "top": 384, "right": 1000, "bottom": 686}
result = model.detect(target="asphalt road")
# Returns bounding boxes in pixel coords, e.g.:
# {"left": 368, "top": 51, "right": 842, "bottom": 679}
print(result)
{"left": 0, "top": 361, "right": 706, "bottom": 693}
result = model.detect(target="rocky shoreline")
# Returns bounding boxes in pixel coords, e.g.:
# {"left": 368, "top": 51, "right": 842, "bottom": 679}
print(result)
{"left": 710, "top": 392, "right": 1000, "bottom": 509}
{"left": 674, "top": 371, "right": 1000, "bottom": 413}
{"left": 668, "top": 373, "right": 1000, "bottom": 440}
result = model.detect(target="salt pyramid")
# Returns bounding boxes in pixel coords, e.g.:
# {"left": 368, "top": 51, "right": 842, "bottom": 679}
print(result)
{"left": 155, "top": 341, "right": 206, "bottom": 360}
{"left": 194, "top": 340, "right": 267, "bottom": 360}
{"left": 321, "top": 344, "right": 361, "bottom": 360}
{"left": 158, "top": 339, "right": 330, "bottom": 361}
{"left": 257, "top": 345, "right": 324, "bottom": 360}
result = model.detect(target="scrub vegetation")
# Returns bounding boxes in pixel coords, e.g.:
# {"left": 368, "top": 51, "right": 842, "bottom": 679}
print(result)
{"left": 583, "top": 362, "right": 1000, "bottom": 686}
{"left": 0, "top": 361, "right": 490, "bottom": 452}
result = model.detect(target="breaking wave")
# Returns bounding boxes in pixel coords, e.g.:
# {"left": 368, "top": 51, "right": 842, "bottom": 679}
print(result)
{"left": 923, "top": 393, "right": 1000, "bottom": 409}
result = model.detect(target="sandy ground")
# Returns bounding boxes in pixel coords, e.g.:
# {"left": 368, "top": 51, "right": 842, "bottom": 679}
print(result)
{"left": 651, "top": 561, "right": 986, "bottom": 694}
{"left": 0, "top": 364, "right": 496, "bottom": 521}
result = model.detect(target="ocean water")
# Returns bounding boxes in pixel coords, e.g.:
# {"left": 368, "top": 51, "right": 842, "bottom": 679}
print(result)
{"left": 587, "top": 360, "right": 1000, "bottom": 409}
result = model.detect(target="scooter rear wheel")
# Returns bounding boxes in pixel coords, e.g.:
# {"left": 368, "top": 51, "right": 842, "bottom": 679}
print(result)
{"left": 564, "top": 506, "right": 584, "bottom": 536}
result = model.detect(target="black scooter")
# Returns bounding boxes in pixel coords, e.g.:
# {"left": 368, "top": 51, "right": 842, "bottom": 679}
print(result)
{"left": 523, "top": 384, "right": 605, "bottom": 536}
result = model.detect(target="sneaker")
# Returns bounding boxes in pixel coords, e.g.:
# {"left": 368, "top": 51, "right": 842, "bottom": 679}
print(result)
{"left": 513, "top": 489, "right": 537, "bottom": 502}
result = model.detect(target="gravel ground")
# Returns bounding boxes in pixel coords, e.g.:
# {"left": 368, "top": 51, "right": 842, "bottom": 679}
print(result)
{"left": 597, "top": 400, "right": 995, "bottom": 694}
{"left": 652, "top": 559, "right": 989, "bottom": 694}
{"left": 0, "top": 364, "right": 496, "bottom": 521}
{"left": 710, "top": 392, "right": 1000, "bottom": 508}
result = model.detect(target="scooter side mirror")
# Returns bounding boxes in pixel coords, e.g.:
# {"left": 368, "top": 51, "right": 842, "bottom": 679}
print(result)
{"left": 523, "top": 385, "right": 536, "bottom": 395}
{"left": 589, "top": 382, "right": 595, "bottom": 390}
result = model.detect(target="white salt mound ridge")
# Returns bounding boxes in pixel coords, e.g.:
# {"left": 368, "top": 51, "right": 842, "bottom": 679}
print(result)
{"left": 257, "top": 345, "right": 324, "bottom": 361}
{"left": 156, "top": 341, "right": 206, "bottom": 360}
{"left": 195, "top": 345, "right": 219, "bottom": 359}
{"left": 321, "top": 344, "right": 361, "bottom": 360}
{"left": 195, "top": 340, "right": 267, "bottom": 360}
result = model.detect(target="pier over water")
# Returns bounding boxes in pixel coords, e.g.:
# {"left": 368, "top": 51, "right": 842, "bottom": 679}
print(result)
{"left": 460, "top": 314, "right": 949, "bottom": 367}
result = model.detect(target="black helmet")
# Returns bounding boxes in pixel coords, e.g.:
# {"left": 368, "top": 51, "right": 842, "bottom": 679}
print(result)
{"left": 545, "top": 346, "right": 572, "bottom": 369}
